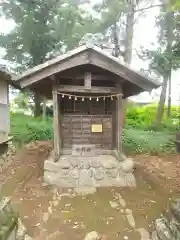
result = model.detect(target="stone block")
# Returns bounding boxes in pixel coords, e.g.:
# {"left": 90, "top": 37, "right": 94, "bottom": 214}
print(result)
{"left": 69, "top": 169, "right": 79, "bottom": 179}
{"left": 121, "top": 158, "right": 134, "bottom": 173}
{"left": 72, "top": 145, "right": 95, "bottom": 156}
{"left": 44, "top": 160, "right": 60, "bottom": 173}
{"left": 119, "top": 153, "right": 127, "bottom": 161}
{"left": 119, "top": 168, "right": 126, "bottom": 178}
{"left": 105, "top": 169, "right": 118, "bottom": 178}
{"left": 84, "top": 231, "right": 99, "bottom": 240}
{"left": 124, "top": 173, "right": 136, "bottom": 187}
{"left": 69, "top": 157, "right": 79, "bottom": 167}
{"left": 94, "top": 177, "right": 115, "bottom": 187}
{"left": 89, "top": 157, "right": 101, "bottom": 168}
{"left": 58, "top": 170, "right": 70, "bottom": 178}
{"left": 79, "top": 169, "right": 94, "bottom": 187}
{"left": 99, "top": 155, "right": 118, "bottom": 169}
{"left": 81, "top": 145, "right": 95, "bottom": 157}
{"left": 115, "top": 176, "right": 126, "bottom": 187}
{"left": 44, "top": 171, "right": 58, "bottom": 185}
{"left": 94, "top": 168, "right": 105, "bottom": 181}
{"left": 55, "top": 177, "right": 78, "bottom": 188}
{"left": 79, "top": 158, "right": 90, "bottom": 169}
{"left": 88, "top": 168, "right": 93, "bottom": 178}
{"left": 58, "top": 157, "right": 71, "bottom": 169}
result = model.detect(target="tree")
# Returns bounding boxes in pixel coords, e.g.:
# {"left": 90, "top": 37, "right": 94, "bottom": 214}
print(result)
{"left": 139, "top": 0, "right": 177, "bottom": 123}
{"left": 154, "top": 0, "right": 175, "bottom": 121}
{"left": 90, "top": 0, "right": 164, "bottom": 66}
{"left": 172, "top": 0, "right": 180, "bottom": 10}
{"left": 0, "top": 0, "right": 96, "bottom": 116}
{"left": 92, "top": 0, "right": 126, "bottom": 58}
{"left": 13, "top": 91, "right": 34, "bottom": 113}
{"left": 162, "top": 0, "right": 174, "bottom": 118}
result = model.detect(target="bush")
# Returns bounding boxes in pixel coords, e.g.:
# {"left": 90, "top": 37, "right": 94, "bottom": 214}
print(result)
{"left": 123, "top": 128, "right": 175, "bottom": 154}
{"left": 10, "top": 112, "right": 176, "bottom": 154}
{"left": 10, "top": 113, "right": 53, "bottom": 146}
{"left": 126, "top": 104, "right": 180, "bottom": 132}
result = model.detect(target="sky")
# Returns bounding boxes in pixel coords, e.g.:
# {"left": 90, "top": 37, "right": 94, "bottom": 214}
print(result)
{"left": 130, "top": 4, "right": 180, "bottom": 105}
{"left": 0, "top": 1, "right": 179, "bottom": 105}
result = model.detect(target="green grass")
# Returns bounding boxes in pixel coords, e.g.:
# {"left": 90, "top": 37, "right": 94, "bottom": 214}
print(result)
{"left": 126, "top": 104, "right": 180, "bottom": 133}
{"left": 10, "top": 112, "right": 176, "bottom": 154}
{"left": 10, "top": 113, "right": 53, "bottom": 146}
{"left": 123, "top": 128, "right": 175, "bottom": 154}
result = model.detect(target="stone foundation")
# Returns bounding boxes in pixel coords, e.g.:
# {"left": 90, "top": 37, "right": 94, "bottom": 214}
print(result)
{"left": 44, "top": 151, "right": 136, "bottom": 188}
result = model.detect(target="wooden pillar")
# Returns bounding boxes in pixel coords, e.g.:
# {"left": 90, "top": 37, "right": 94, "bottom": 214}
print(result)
{"left": 116, "top": 94, "right": 123, "bottom": 155}
{"left": 52, "top": 88, "right": 61, "bottom": 162}
{"left": 84, "top": 72, "right": 92, "bottom": 89}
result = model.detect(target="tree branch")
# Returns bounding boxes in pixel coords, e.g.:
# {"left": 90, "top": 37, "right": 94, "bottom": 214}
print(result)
{"left": 135, "top": 4, "right": 164, "bottom": 13}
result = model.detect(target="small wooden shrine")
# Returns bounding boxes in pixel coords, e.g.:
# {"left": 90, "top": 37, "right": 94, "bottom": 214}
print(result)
{"left": 14, "top": 45, "right": 160, "bottom": 188}
{"left": 0, "top": 69, "right": 18, "bottom": 154}
{"left": 0, "top": 70, "right": 10, "bottom": 147}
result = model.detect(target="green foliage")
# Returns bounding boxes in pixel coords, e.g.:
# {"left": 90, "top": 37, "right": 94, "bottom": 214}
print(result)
{"left": 123, "top": 128, "right": 175, "bottom": 154}
{"left": 10, "top": 111, "right": 177, "bottom": 154}
{"left": 0, "top": 0, "right": 97, "bottom": 72}
{"left": 126, "top": 104, "right": 180, "bottom": 132}
{"left": 172, "top": 0, "right": 180, "bottom": 10}
{"left": 10, "top": 113, "right": 53, "bottom": 146}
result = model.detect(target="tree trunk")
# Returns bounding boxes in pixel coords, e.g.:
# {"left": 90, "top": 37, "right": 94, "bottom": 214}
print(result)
{"left": 163, "top": 0, "right": 174, "bottom": 118}
{"left": 42, "top": 97, "right": 47, "bottom": 119}
{"left": 167, "top": 71, "right": 172, "bottom": 118}
{"left": 156, "top": 75, "right": 168, "bottom": 123}
{"left": 124, "top": 0, "right": 135, "bottom": 65}
{"left": 34, "top": 92, "right": 41, "bottom": 117}
{"left": 112, "top": 23, "right": 119, "bottom": 57}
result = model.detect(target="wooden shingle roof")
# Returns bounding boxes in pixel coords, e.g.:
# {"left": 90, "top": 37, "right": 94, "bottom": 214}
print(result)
{"left": 13, "top": 45, "right": 160, "bottom": 97}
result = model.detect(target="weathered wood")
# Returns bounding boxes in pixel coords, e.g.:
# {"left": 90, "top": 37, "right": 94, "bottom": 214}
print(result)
{"left": 56, "top": 85, "right": 121, "bottom": 93}
{"left": 59, "top": 73, "right": 116, "bottom": 81}
{"left": 0, "top": 76, "right": 10, "bottom": 143}
{"left": 20, "top": 52, "right": 89, "bottom": 88}
{"left": 112, "top": 97, "right": 117, "bottom": 149}
{"left": 52, "top": 88, "right": 61, "bottom": 161}
{"left": 84, "top": 72, "right": 92, "bottom": 89}
{"left": 62, "top": 114, "right": 112, "bottom": 149}
{"left": 16, "top": 45, "right": 159, "bottom": 94}
{"left": 116, "top": 94, "right": 123, "bottom": 155}
{"left": 89, "top": 51, "right": 155, "bottom": 91}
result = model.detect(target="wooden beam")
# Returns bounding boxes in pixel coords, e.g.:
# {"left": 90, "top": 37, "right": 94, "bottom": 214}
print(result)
{"left": 116, "top": 94, "right": 123, "bottom": 155}
{"left": 90, "top": 51, "right": 155, "bottom": 91}
{"left": 84, "top": 72, "right": 92, "bottom": 89}
{"left": 20, "top": 52, "right": 89, "bottom": 88}
{"left": 52, "top": 87, "right": 61, "bottom": 161}
{"left": 56, "top": 85, "right": 122, "bottom": 94}
{"left": 58, "top": 74, "right": 119, "bottom": 81}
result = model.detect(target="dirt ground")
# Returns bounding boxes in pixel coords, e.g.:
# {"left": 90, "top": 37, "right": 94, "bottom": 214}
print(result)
{"left": 0, "top": 141, "right": 180, "bottom": 240}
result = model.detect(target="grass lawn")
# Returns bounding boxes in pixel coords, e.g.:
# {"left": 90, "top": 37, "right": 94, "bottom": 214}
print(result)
{"left": 10, "top": 113, "right": 176, "bottom": 154}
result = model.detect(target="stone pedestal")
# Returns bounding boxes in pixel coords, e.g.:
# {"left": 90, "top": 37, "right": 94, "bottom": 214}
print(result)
{"left": 0, "top": 197, "right": 18, "bottom": 240}
{"left": 44, "top": 151, "right": 136, "bottom": 188}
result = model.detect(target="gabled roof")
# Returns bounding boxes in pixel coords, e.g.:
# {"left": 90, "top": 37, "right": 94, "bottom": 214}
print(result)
{"left": 0, "top": 68, "right": 19, "bottom": 89}
{"left": 13, "top": 45, "right": 160, "bottom": 94}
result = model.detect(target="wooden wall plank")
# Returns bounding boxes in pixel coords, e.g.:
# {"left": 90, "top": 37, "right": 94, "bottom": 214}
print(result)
{"left": 52, "top": 88, "right": 61, "bottom": 161}
{"left": 61, "top": 114, "right": 112, "bottom": 149}
{"left": 116, "top": 94, "right": 123, "bottom": 155}
{"left": 84, "top": 72, "right": 92, "bottom": 89}
{"left": 57, "top": 85, "right": 120, "bottom": 93}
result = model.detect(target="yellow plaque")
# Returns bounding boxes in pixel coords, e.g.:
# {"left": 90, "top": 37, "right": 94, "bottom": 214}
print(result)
{"left": 91, "top": 124, "right": 103, "bottom": 133}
